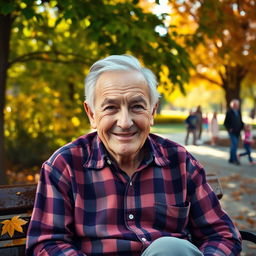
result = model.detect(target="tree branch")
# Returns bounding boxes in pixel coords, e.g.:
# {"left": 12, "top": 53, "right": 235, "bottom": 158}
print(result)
{"left": 195, "top": 73, "right": 222, "bottom": 87}
{"left": 218, "top": 69, "right": 225, "bottom": 84}
{"left": 8, "top": 51, "right": 89, "bottom": 67}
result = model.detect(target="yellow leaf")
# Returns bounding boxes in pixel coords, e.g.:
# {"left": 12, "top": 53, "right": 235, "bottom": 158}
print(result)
{"left": 1, "top": 220, "right": 14, "bottom": 237}
{"left": 1, "top": 216, "right": 27, "bottom": 238}
{"left": 71, "top": 116, "right": 80, "bottom": 127}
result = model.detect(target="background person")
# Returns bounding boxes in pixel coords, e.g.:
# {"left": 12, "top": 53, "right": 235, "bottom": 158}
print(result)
{"left": 26, "top": 55, "right": 241, "bottom": 256}
{"left": 202, "top": 113, "right": 209, "bottom": 133}
{"left": 195, "top": 105, "right": 203, "bottom": 142}
{"left": 210, "top": 111, "right": 219, "bottom": 146}
{"left": 224, "top": 99, "right": 244, "bottom": 165}
{"left": 184, "top": 110, "right": 197, "bottom": 145}
{"left": 238, "top": 124, "right": 256, "bottom": 165}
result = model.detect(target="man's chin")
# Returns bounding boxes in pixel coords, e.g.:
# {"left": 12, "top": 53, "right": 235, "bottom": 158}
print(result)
{"left": 111, "top": 146, "right": 138, "bottom": 158}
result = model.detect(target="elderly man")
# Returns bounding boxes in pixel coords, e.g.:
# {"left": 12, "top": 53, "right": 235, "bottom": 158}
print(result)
{"left": 224, "top": 99, "right": 244, "bottom": 165}
{"left": 26, "top": 55, "right": 241, "bottom": 255}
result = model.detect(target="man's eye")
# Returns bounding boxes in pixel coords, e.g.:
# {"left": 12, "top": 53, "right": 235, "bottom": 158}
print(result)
{"left": 132, "top": 105, "right": 145, "bottom": 110}
{"left": 104, "top": 105, "right": 116, "bottom": 111}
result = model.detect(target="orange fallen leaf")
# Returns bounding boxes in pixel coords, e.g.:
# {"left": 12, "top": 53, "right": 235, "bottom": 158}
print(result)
{"left": 234, "top": 215, "right": 245, "bottom": 220}
{"left": 246, "top": 217, "right": 256, "bottom": 227}
{"left": 1, "top": 216, "right": 27, "bottom": 238}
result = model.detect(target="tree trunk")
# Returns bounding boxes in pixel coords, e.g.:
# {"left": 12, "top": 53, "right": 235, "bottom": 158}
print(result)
{"left": 0, "top": 13, "right": 12, "bottom": 184}
{"left": 224, "top": 86, "right": 241, "bottom": 109}
{"left": 222, "top": 65, "right": 246, "bottom": 110}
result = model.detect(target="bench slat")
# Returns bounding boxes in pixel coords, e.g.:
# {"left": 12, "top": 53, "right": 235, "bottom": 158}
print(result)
{"left": 0, "top": 184, "right": 36, "bottom": 215}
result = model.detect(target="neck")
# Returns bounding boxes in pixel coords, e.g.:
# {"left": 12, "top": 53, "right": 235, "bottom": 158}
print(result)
{"left": 113, "top": 151, "right": 144, "bottom": 177}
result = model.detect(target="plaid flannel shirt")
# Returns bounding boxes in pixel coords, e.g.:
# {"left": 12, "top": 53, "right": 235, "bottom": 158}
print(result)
{"left": 26, "top": 132, "right": 241, "bottom": 256}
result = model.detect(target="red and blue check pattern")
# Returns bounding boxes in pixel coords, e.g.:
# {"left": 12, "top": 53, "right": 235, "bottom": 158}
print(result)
{"left": 26, "top": 132, "right": 241, "bottom": 255}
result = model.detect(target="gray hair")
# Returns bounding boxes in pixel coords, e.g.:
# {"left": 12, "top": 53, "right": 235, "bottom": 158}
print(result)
{"left": 85, "top": 54, "right": 159, "bottom": 112}
{"left": 230, "top": 99, "right": 240, "bottom": 108}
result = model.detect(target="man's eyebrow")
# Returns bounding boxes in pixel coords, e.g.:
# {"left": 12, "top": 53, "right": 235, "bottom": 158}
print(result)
{"left": 130, "top": 96, "right": 147, "bottom": 105}
{"left": 100, "top": 96, "right": 148, "bottom": 108}
{"left": 101, "top": 98, "right": 118, "bottom": 108}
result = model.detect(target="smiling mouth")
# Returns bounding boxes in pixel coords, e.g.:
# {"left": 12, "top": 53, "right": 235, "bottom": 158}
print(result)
{"left": 112, "top": 132, "right": 137, "bottom": 139}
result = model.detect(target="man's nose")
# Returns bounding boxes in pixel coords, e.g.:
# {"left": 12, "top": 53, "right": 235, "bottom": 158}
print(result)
{"left": 117, "top": 108, "right": 133, "bottom": 129}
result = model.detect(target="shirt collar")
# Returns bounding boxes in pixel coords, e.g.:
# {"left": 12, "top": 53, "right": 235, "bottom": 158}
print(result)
{"left": 83, "top": 134, "right": 108, "bottom": 170}
{"left": 147, "top": 134, "right": 171, "bottom": 167}
{"left": 83, "top": 133, "right": 170, "bottom": 170}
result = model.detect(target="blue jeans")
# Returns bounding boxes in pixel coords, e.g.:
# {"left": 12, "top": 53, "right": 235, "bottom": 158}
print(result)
{"left": 229, "top": 133, "right": 239, "bottom": 163}
{"left": 141, "top": 237, "right": 203, "bottom": 256}
{"left": 239, "top": 143, "right": 253, "bottom": 162}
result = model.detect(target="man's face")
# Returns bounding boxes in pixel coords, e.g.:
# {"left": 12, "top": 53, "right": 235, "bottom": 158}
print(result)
{"left": 232, "top": 101, "right": 240, "bottom": 110}
{"left": 84, "top": 70, "right": 156, "bottom": 162}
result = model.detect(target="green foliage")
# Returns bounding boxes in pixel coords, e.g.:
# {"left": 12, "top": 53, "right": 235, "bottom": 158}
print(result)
{"left": 3, "top": 0, "right": 193, "bottom": 88}
{"left": 5, "top": 59, "right": 90, "bottom": 172}
{"left": 6, "top": 128, "right": 54, "bottom": 171}
{"left": 151, "top": 123, "right": 185, "bottom": 134}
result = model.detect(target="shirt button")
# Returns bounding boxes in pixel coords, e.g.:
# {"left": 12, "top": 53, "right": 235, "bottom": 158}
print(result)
{"left": 141, "top": 237, "right": 147, "bottom": 242}
{"left": 129, "top": 181, "right": 133, "bottom": 186}
{"left": 128, "top": 214, "right": 134, "bottom": 220}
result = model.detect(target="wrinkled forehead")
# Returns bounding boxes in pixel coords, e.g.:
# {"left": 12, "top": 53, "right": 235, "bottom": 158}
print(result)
{"left": 96, "top": 70, "right": 147, "bottom": 86}
{"left": 95, "top": 71, "right": 149, "bottom": 97}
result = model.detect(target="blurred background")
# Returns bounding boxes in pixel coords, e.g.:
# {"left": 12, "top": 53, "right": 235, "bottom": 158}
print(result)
{"left": 0, "top": 0, "right": 256, "bottom": 184}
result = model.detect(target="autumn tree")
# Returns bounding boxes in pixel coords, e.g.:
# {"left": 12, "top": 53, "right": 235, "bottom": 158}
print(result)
{"left": 0, "top": 0, "right": 192, "bottom": 184}
{"left": 171, "top": 0, "right": 256, "bottom": 108}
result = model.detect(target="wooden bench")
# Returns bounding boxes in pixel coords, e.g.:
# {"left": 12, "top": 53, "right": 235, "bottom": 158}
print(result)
{"left": 0, "top": 184, "right": 36, "bottom": 256}
{"left": 0, "top": 175, "right": 255, "bottom": 255}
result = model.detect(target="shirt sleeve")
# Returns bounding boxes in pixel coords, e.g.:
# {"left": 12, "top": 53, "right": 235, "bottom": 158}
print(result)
{"left": 186, "top": 156, "right": 242, "bottom": 256}
{"left": 26, "top": 161, "right": 86, "bottom": 256}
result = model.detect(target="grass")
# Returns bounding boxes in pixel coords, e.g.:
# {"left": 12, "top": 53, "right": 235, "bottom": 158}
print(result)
{"left": 151, "top": 123, "right": 185, "bottom": 134}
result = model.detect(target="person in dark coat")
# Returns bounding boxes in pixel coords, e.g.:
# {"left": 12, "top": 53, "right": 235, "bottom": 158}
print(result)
{"left": 185, "top": 110, "right": 197, "bottom": 145}
{"left": 224, "top": 99, "right": 244, "bottom": 165}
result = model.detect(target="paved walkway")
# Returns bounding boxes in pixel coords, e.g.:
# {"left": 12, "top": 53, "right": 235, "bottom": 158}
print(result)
{"left": 158, "top": 131, "right": 256, "bottom": 255}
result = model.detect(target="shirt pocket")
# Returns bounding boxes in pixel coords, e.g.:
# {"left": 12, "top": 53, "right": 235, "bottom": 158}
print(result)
{"left": 153, "top": 202, "right": 190, "bottom": 234}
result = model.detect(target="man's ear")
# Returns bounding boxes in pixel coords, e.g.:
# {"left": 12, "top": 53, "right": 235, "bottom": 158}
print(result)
{"left": 150, "top": 102, "right": 158, "bottom": 126}
{"left": 84, "top": 102, "right": 97, "bottom": 129}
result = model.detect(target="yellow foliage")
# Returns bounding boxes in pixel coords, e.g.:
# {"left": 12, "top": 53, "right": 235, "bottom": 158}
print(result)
{"left": 49, "top": 1, "right": 58, "bottom": 8}
{"left": 71, "top": 116, "right": 81, "bottom": 127}
{"left": 81, "top": 18, "right": 91, "bottom": 28}
{"left": 44, "top": 86, "right": 51, "bottom": 93}
{"left": 170, "top": 48, "right": 178, "bottom": 56}
{"left": 27, "top": 175, "right": 34, "bottom": 181}
{"left": 20, "top": 2, "right": 27, "bottom": 9}
{"left": 53, "top": 91, "right": 60, "bottom": 97}
{"left": 66, "top": 19, "right": 72, "bottom": 25}
{"left": 1, "top": 216, "right": 27, "bottom": 238}
{"left": 22, "top": 27, "right": 31, "bottom": 37}
{"left": 64, "top": 31, "right": 70, "bottom": 37}
{"left": 48, "top": 18, "right": 55, "bottom": 27}
{"left": 56, "top": 138, "right": 67, "bottom": 146}
{"left": 74, "top": 93, "right": 80, "bottom": 100}
{"left": 4, "top": 130, "right": 10, "bottom": 137}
